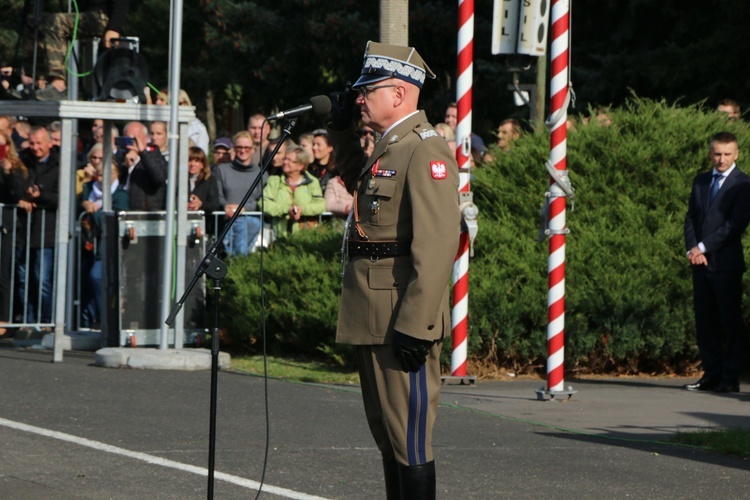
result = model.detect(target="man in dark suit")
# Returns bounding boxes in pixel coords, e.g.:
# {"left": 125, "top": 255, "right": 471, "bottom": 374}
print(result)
{"left": 684, "top": 131, "right": 750, "bottom": 393}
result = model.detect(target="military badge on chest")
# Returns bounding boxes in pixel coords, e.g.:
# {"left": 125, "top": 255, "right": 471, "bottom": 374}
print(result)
{"left": 364, "top": 159, "right": 398, "bottom": 215}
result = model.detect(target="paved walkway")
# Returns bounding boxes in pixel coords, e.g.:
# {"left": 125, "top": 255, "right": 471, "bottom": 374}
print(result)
{"left": 1, "top": 344, "right": 748, "bottom": 499}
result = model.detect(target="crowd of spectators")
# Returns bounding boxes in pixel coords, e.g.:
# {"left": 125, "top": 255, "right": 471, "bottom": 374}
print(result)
{"left": 0, "top": 90, "right": 742, "bottom": 333}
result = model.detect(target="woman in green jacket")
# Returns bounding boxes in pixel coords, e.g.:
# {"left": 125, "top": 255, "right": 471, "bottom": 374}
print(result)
{"left": 260, "top": 145, "right": 325, "bottom": 236}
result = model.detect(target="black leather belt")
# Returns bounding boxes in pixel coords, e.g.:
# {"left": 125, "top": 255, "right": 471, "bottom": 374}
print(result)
{"left": 347, "top": 240, "right": 411, "bottom": 258}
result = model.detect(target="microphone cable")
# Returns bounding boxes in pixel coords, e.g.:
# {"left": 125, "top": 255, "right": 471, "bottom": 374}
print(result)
{"left": 253, "top": 126, "right": 271, "bottom": 500}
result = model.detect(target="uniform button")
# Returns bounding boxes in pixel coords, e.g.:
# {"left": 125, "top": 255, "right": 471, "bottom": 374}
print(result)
{"left": 427, "top": 325, "right": 434, "bottom": 330}
{"left": 393, "top": 281, "right": 399, "bottom": 287}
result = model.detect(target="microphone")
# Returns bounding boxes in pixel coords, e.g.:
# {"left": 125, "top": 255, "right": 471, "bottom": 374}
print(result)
{"left": 267, "top": 95, "right": 332, "bottom": 121}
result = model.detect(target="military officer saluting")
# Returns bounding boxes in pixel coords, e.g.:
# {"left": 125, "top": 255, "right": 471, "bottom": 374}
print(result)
{"left": 327, "top": 41, "right": 461, "bottom": 499}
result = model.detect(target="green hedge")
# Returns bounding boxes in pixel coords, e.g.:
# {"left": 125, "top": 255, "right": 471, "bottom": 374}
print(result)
{"left": 219, "top": 97, "right": 750, "bottom": 374}
{"left": 219, "top": 222, "right": 351, "bottom": 365}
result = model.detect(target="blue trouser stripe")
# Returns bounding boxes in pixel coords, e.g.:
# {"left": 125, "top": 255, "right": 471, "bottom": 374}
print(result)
{"left": 407, "top": 366, "right": 428, "bottom": 465}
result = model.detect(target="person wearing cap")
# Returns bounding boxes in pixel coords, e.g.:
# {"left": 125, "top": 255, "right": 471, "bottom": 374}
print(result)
{"left": 212, "top": 137, "right": 234, "bottom": 170}
{"left": 327, "top": 41, "right": 460, "bottom": 499}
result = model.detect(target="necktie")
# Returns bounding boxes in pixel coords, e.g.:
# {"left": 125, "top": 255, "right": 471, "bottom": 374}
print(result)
{"left": 709, "top": 173, "right": 723, "bottom": 204}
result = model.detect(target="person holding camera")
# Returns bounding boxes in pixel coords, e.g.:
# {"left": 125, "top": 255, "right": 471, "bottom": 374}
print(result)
{"left": 118, "top": 121, "right": 167, "bottom": 211}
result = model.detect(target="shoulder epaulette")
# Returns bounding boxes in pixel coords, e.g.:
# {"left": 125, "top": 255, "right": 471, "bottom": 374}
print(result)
{"left": 417, "top": 128, "right": 438, "bottom": 140}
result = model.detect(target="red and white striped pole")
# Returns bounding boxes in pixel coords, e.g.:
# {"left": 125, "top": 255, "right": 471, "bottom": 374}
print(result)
{"left": 449, "top": 0, "right": 476, "bottom": 383}
{"left": 544, "top": 0, "right": 571, "bottom": 394}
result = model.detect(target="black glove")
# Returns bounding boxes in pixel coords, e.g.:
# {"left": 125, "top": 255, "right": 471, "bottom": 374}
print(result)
{"left": 393, "top": 331, "right": 434, "bottom": 373}
{"left": 329, "top": 82, "right": 357, "bottom": 131}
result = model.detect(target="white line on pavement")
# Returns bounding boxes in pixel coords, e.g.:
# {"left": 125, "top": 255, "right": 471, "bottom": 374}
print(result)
{"left": 0, "top": 417, "right": 329, "bottom": 500}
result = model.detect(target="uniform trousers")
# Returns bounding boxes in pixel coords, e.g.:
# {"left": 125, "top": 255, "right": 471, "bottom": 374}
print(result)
{"left": 356, "top": 341, "right": 442, "bottom": 466}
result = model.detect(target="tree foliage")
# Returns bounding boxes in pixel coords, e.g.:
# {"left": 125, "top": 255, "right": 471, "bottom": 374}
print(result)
{"left": 3, "top": 1, "right": 750, "bottom": 138}
{"left": 571, "top": 1, "right": 750, "bottom": 112}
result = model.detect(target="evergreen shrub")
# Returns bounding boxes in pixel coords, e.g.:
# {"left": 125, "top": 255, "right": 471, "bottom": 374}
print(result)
{"left": 219, "top": 97, "right": 750, "bottom": 374}
{"left": 472, "top": 96, "right": 750, "bottom": 374}
{"left": 220, "top": 222, "right": 352, "bottom": 366}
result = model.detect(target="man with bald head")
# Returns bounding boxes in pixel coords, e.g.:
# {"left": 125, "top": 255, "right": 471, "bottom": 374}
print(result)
{"left": 17, "top": 127, "right": 60, "bottom": 324}
{"left": 119, "top": 121, "right": 168, "bottom": 210}
{"left": 327, "top": 41, "right": 460, "bottom": 499}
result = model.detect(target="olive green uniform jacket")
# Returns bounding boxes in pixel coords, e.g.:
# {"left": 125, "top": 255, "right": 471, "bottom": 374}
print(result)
{"left": 328, "top": 111, "right": 461, "bottom": 345}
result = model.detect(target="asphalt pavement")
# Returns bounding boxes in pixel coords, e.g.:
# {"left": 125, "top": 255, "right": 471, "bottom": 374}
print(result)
{"left": 1, "top": 343, "right": 749, "bottom": 499}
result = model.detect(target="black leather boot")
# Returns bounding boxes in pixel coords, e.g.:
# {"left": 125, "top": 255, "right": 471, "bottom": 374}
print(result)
{"left": 383, "top": 457, "right": 401, "bottom": 499}
{"left": 398, "top": 461, "right": 436, "bottom": 500}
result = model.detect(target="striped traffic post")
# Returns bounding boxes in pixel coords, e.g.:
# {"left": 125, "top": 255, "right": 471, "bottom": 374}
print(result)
{"left": 537, "top": 0, "right": 575, "bottom": 400}
{"left": 447, "top": 0, "right": 477, "bottom": 385}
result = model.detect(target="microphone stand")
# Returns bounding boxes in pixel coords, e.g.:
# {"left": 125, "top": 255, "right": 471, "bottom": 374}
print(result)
{"left": 166, "top": 117, "right": 299, "bottom": 499}
{"left": 31, "top": 0, "right": 44, "bottom": 92}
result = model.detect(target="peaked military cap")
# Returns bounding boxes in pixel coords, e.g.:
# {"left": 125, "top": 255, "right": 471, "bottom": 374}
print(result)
{"left": 353, "top": 41, "right": 436, "bottom": 89}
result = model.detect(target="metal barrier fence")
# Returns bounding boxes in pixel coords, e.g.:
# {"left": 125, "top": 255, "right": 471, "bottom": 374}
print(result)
{"left": 0, "top": 204, "right": 58, "bottom": 330}
{"left": 1, "top": 205, "right": 338, "bottom": 335}
{"left": 210, "top": 211, "right": 336, "bottom": 255}
{"left": 73, "top": 210, "right": 98, "bottom": 331}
